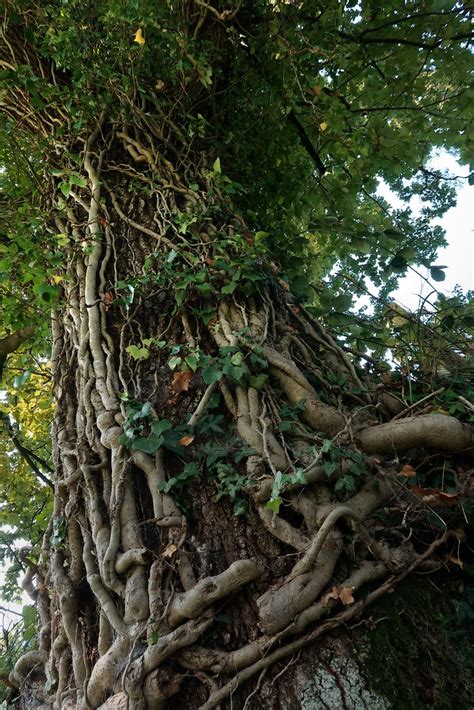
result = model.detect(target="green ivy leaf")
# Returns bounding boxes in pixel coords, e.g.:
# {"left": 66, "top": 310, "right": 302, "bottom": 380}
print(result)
{"left": 185, "top": 354, "right": 198, "bottom": 371}
{"left": 126, "top": 345, "right": 150, "bottom": 360}
{"left": 202, "top": 366, "right": 223, "bottom": 384}
{"left": 266, "top": 497, "right": 282, "bottom": 513}
{"left": 248, "top": 374, "right": 268, "bottom": 390}
{"left": 131, "top": 434, "right": 164, "bottom": 454}
{"left": 60, "top": 182, "right": 71, "bottom": 198}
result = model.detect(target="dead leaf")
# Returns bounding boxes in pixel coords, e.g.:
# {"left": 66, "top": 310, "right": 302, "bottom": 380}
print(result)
{"left": 155, "top": 79, "right": 165, "bottom": 92}
{"left": 103, "top": 291, "right": 114, "bottom": 311}
{"left": 178, "top": 434, "right": 195, "bottom": 447}
{"left": 322, "top": 585, "right": 355, "bottom": 606}
{"left": 134, "top": 28, "right": 145, "bottom": 45}
{"left": 171, "top": 370, "right": 192, "bottom": 395}
{"left": 339, "top": 586, "right": 355, "bottom": 605}
{"left": 163, "top": 543, "right": 177, "bottom": 559}
{"left": 412, "top": 485, "right": 460, "bottom": 507}
{"left": 399, "top": 464, "right": 416, "bottom": 478}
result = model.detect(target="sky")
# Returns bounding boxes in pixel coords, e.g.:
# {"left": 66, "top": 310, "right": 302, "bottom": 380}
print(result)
{"left": 379, "top": 152, "right": 473, "bottom": 311}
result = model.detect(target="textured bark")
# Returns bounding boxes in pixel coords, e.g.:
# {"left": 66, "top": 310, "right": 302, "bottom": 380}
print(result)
{"left": 7, "top": 142, "right": 471, "bottom": 708}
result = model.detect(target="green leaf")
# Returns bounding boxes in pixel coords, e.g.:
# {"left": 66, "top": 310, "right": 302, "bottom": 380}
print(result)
{"left": 221, "top": 281, "right": 238, "bottom": 295}
{"left": 69, "top": 174, "right": 87, "bottom": 187}
{"left": 168, "top": 355, "right": 182, "bottom": 370}
{"left": 266, "top": 497, "right": 282, "bottom": 513}
{"left": 390, "top": 254, "right": 407, "bottom": 270}
{"left": 126, "top": 345, "right": 150, "bottom": 360}
{"left": 430, "top": 266, "right": 447, "bottom": 282}
{"left": 383, "top": 227, "right": 404, "bottom": 239}
{"left": 213, "top": 157, "right": 221, "bottom": 173}
{"left": 323, "top": 461, "right": 339, "bottom": 477}
{"left": 131, "top": 434, "right": 164, "bottom": 454}
{"left": 185, "top": 354, "right": 198, "bottom": 371}
{"left": 248, "top": 374, "right": 268, "bottom": 390}
{"left": 60, "top": 182, "right": 71, "bottom": 198}
{"left": 151, "top": 419, "right": 173, "bottom": 436}
{"left": 129, "top": 401, "right": 152, "bottom": 421}
{"left": 202, "top": 366, "right": 223, "bottom": 384}
{"left": 321, "top": 439, "right": 333, "bottom": 454}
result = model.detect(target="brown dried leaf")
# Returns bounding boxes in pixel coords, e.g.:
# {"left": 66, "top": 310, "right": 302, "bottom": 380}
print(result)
{"left": 412, "top": 485, "right": 460, "bottom": 507}
{"left": 322, "top": 585, "right": 355, "bottom": 607}
{"left": 163, "top": 543, "right": 177, "bottom": 559}
{"left": 171, "top": 370, "right": 192, "bottom": 395}
{"left": 339, "top": 586, "right": 355, "bottom": 606}
{"left": 399, "top": 464, "right": 416, "bottom": 478}
{"left": 178, "top": 434, "right": 195, "bottom": 447}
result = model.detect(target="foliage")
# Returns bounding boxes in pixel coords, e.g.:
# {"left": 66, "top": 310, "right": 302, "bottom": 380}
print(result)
{"left": 0, "top": 607, "right": 37, "bottom": 704}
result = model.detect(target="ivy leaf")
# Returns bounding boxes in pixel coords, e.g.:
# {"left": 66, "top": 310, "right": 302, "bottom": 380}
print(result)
{"left": 168, "top": 355, "right": 182, "bottom": 370}
{"left": 132, "top": 434, "right": 164, "bottom": 454}
{"left": 151, "top": 419, "right": 172, "bottom": 435}
{"left": 221, "top": 281, "right": 238, "bottom": 295}
{"left": 126, "top": 345, "right": 150, "bottom": 360}
{"left": 185, "top": 354, "right": 198, "bottom": 371}
{"left": 266, "top": 497, "right": 282, "bottom": 513}
{"left": 202, "top": 366, "right": 223, "bottom": 384}
{"left": 60, "top": 182, "right": 71, "bottom": 198}
{"left": 69, "top": 174, "right": 87, "bottom": 187}
{"left": 248, "top": 374, "right": 268, "bottom": 390}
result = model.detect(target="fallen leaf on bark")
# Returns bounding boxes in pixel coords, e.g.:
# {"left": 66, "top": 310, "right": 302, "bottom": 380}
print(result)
{"left": 412, "top": 485, "right": 460, "bottom": 507}
{"left": 171, "top": 370, "right": 192, "bottom": 395}
{"left": 163, "top": 543, "right": 177, "bottom": 558}
{"left": 399, "top": 464, "right": 416, "bottom": 477}
{"left": 322, "top": 585, "right": 355, "bottom": 606}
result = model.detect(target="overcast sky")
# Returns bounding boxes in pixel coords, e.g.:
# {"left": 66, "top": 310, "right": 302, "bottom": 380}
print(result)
{"left": 383, "top": 152, "right": 473, "bottom": 311}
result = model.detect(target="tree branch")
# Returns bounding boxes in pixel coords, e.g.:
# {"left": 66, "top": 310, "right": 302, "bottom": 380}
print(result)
{"left": 0, "top": 412, "right": 54, "bottom": 490}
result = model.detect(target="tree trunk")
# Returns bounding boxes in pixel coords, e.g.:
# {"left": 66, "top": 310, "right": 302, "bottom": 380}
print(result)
{"left": 2, "top": 8, "right": 472, "bottom": 710}
{"left": 7, "top": 122, "right": 471, "bottom": 709}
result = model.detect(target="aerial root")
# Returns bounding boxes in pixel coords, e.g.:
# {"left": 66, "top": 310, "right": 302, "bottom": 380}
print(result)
{"left": 168, "top": 559, "right": 264, "bottom": 627}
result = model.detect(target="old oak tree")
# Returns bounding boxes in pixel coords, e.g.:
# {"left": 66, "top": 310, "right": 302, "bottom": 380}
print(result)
{"left": 0, "top": 0, "right": 473, "bottom": 707}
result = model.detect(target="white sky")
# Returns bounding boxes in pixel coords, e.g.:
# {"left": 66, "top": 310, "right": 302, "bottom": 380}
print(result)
{"left": 380, "top": 152, "right": 473, "bottom": 310}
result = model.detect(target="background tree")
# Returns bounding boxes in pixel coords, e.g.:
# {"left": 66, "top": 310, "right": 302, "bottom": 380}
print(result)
{"left": 0, "top": 1, "right": 473, "bottom": 707}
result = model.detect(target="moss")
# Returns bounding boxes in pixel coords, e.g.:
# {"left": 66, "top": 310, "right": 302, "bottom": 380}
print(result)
{"left": 360, "top": 578, "right": 473, "bottom": 709}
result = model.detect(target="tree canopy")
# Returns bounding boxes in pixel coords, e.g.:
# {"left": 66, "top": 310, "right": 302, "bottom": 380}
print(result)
{"left": 0, "top": 1, "right": 473, "bottom": 707}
